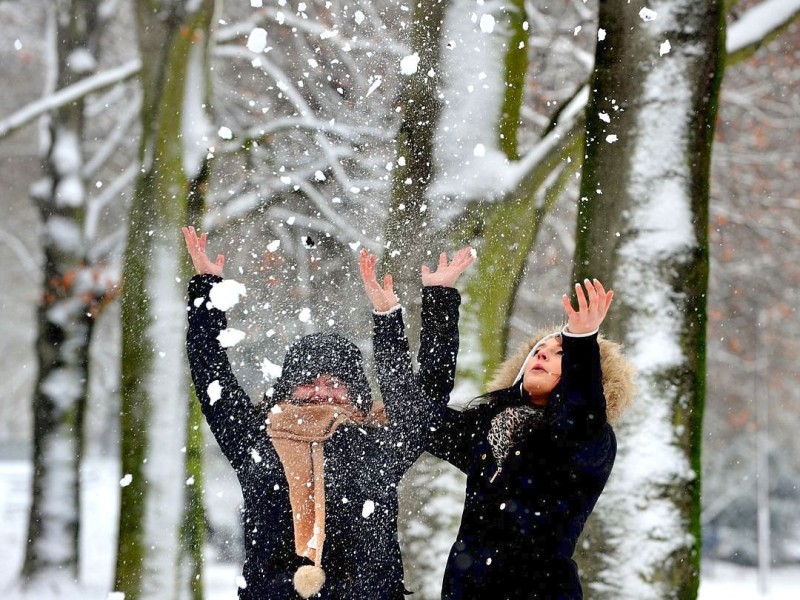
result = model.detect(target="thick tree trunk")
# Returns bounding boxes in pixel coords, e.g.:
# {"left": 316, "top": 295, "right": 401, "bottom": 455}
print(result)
{"left": 22, "top": 0, "right": 106, "bottom": 584}
{"left": 571, "top": 1, "right": 725, "bottom": 598}
{"left": 114, "top": 2, "right": 214, "bottom": 599}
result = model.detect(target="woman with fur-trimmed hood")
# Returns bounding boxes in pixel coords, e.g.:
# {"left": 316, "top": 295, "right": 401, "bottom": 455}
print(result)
{"left": 427, "top": 279, "right": 635, "bottom": 600}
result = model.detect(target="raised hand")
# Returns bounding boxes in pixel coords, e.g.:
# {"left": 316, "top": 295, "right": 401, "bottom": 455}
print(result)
{"left": 359, "top": 249, "right": 399, "bottom": 312}
{"left": 182, "top": 226, "right": 225, "bottom": 277}
{"left": 561, "top": 279, "right": 614, "bottom": 334}
{"left": 420, "top": 247, "right": 474, "bottom": 288}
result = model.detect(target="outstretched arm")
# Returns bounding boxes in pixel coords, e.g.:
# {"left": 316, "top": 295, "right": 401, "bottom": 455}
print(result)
{"left": 183, "top": 226, "right": 225, "bottom": 277}
{"left": 418, "top": 248, "right": 471, "bottom": 406}
{"left": 183, "top": 229, "right": 275, "bottom": 473}
{"left": 551, "top": 279, "right": 614, "bottom": 440}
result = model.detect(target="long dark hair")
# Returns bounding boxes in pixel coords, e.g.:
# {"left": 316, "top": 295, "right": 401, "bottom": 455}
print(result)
{"left": 464, "top": 381, "right": 529, "bottom": 413}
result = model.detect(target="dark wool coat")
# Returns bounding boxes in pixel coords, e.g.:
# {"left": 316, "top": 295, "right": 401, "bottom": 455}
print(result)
{"left": 427, "top": 331, "right": 616, "bottom": 600}
{"left": 187, "top": 274, "right": 461, "bottom": 599}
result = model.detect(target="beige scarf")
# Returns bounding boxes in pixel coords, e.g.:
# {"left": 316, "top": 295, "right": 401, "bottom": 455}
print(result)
{"left": 267, "top": 402, "right": 387, "bottom": 597}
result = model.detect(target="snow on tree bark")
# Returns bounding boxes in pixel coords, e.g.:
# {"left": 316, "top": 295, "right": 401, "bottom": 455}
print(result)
{"left": 22, "top": 0, "right": 109, "bottom": 585}
{"left": 571, "top": 1, "right": 725, "bottom": 598}
{"left": 115, "top": 2, "right": 214, "bottom": 600}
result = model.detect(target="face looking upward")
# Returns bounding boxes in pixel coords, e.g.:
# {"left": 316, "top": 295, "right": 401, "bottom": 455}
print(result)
{"left": 291, "top": 375, "right": 351, "bottom": 406}
{"left": 521, "top": 337, "right": 563, "bottom": 406}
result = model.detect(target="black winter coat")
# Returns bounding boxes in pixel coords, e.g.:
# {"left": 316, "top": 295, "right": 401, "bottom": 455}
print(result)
{"left": 427, "top": 332, "right": 615, "bottom": 600}
{"left": 186, "top": 275, "right": 461, "bottom": 599}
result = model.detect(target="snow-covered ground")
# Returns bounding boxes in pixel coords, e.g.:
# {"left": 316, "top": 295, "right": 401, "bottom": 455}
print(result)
{"left": 0, "top": 459, "right": 797, "bottom": 599}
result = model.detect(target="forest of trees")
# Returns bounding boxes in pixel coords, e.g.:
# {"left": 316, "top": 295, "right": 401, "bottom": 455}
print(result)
{"left": 0, "top": 0, "right": 798, "bottom": 599}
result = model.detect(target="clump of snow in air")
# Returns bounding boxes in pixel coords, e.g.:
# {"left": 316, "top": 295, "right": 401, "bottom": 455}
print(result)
{"left": 400, "top": 52, "right": 420, "bottom": 75}
{"left": 348, "top": 241, "right": 361, "bottom": 250}
{"left": 218, "top": 328, "right": 246, "bottom": 348}
{"left": 639, "top": 7, "right": 657, "bottom": 22}
{"left": 207, "top": 380, "right": 222, "bottom": 405}
{"left": 660, "top": 40, "right": 671, "bottom": 56}
{"left": 218, "top": 126, "right": 233, "bottom": 139}
{"left": 362, "top": 500, "right": 375, "bottom": 518}
{"left": 250, "top": 0, "right": 263, "bottom": 7}
{"left": 479, "top": 14, "right": 495, "bottom": 34}
{"left": 354, "top": 10, "right": 365, "bottom": 25}
{"left": 14, "top": 39, "right": 22, "bottom": 50}
{"left": 209, "top": 279, "right": 247, "bottom": 311}
{"left": 573, "top": 25, "right": 582, "bottom": 36}
{"left": 120, "top": 474, "right": 133, "bottom": 487}
{"left": 599, "top": 112, "right": 611, "bottom": 123}
{"left": 67, "top": 48, "right": 97, "bottom": 74}
{"left": 314, "top": 170, "right": 326, "bottom": 181}
{"left": 606, "top": 134, "right": 619, "bottom": 143}
{"left": 247, "top": 28, "right": 268, "bottom": 53}
{"left": 598, "top": 28, "right": 607, "bottom": 41}
{"left": 267, "top": 239, "right": 280, "bottom": 252}
{"left": 261, "top": 358, "right": 283, "bottom": 381}
{"left": 473, "top": 144, "right": 486, "bottom": 157}
{"left": 366, "top": 77, "right": 382, "bottom": 97}
{"left": 251, "top": 449, "right": 262, "bottom": 464}
{"left": 298, "top": 308, "right": 312, "bottom": 323}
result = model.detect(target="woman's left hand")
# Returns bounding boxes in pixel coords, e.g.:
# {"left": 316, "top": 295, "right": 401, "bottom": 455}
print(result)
{"left": 562, "top": 279, "right": 614, "bottom": 334}
{"left": 420, "top": 247, "right": 474, "bottom": 287}
{"left": 359, "top": 249, "right": 399, "bottom": 312}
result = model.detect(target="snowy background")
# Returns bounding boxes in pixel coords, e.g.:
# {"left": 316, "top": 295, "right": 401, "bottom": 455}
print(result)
{"left": 1, "top": 0, "right": 799, "bottom": 598}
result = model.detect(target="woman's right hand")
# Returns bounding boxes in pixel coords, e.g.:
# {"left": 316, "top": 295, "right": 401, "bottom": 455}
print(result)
{"left": 182, "top": 226, "right": 225, "bottom": 277}
{"left": 359, "top": 249, "right": 399, "bottom": 312}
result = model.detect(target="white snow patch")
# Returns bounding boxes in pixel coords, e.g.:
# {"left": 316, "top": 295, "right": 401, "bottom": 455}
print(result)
{"left": 366, "top": 77, "right": 382, "bottom": 97}
{"left": 182, "top": 35, "right": 213, "bottom": 178}
{"left": 120, "top": 474, "right": 133, "bottom": 487}
{"left": 67, "top": 48, "right": 97, "bottom": 74}
{"left": 473, "top": 144, "right": 486, "bottom": 157}
{"left": 660, "top": 40, "right": 671, "bottom": 56}
{"left": 260, "top": 358, "right": 283, "bottom": 381}
{"left": 46, "top": 216, "right": 82, "bottom": 252}
{"left": 217, "top": 328, "right": 246, "bottom": 348}
{"left": 207, "top": 380, "right": 222, "bottom": 405}
{"left": 479, "top": 14, "right": 495, "bottom": 33}
{"left": 14, "top": 39, "right": 22, "bottom": 50}
{"left": 208, "top": 279, "right": 247, "bottom": 311}
{"left": 266, "top": 239, "right": 280, "bottom": 252}
{"left": 354, "top": 10, "right": 365, "bottom": 25}
{"left": 606, "top": 134, "right": 618, "bottom": 143}
{"left": 727, "top": 0, "right": 800, "bottom": 53}
{"left": 400, "top": 53, "right": 420, "bottom": 75}
{"left": 298, "top": 308, "right": 312, "bottom": 323}
{"left": 218, "top": 126, "right": 233, "bottom": 140}
{"left": 246, "top": 28, "right": 268, "bottom": 53}
{"left": 598, "top": 28, "right": 607, "bottom": 41}
{"left": 362, "top": 500, "right": 375, "bottom": 518}
{"left": 250, "top": 0, "right": 263, "bottom": 6}
{"left": 639, "top": 7, "right": 658, "bottom": 22}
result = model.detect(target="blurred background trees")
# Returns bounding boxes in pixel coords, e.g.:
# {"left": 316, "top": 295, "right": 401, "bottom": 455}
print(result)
{"left": 0, "top": 0, "right": 798, "bottom": 598}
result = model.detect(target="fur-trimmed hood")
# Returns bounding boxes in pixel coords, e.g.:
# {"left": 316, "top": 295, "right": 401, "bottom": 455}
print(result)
{"left": 486, "top": 327, "right": 636, "bottom": 424}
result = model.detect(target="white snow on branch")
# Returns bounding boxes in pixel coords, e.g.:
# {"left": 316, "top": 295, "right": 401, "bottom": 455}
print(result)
{"left": 431, "top": 0, "right": 514, "bottom": 200}
{"left": 182, "top": 33, "right": 213, "bottom": 180}
{"left": 0, "top": 59, "right": 140, "bottom": 139}
{"left": 726, "top": 0, "right": 800, "bottom": 54}
{"left": 594, "top": 44, "right": 701, "bottom": 600}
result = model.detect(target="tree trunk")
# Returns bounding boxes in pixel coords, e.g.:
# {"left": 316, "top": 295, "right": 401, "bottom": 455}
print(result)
{"left": 22, "top": 0, "right": 106, "bottom": 584}
{"left": 114, "top": 2, "right": 214, "bottom": 599}
{"left": 571, "top": 1, "right": 725, "bottom": 598}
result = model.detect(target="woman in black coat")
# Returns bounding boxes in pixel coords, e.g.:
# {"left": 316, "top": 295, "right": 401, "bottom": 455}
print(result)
{"left": 182, "top": 227, "right": 471, "bottom": 599}
{"left": 426, "top": 279, "right": 636, "bottom": 600}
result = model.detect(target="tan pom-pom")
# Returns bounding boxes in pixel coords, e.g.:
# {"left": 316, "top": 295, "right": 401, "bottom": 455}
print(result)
{"left": 294, "top": 565, "right": 326, "bottom": 598}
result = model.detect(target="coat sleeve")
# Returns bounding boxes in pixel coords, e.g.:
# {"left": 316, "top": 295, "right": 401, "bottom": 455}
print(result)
{"left": 417, "top": 286, "right": 461, "bottom": 400}
{"left": 548, "top": 332, "right": 614, "bottom": 462}
{"left": 372, "top": 307, "right": 447, "bottom": 474}
{"left": 186, "top": 274, "right": 277, "bottom": 473}
{"left": 425, "top": 406, "right": 478, "bottom": 474}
